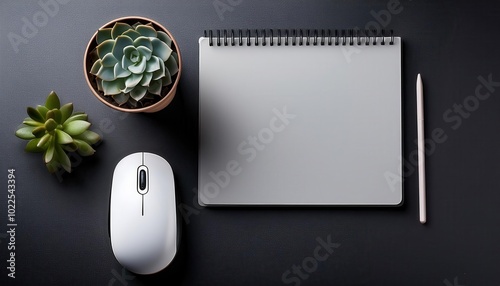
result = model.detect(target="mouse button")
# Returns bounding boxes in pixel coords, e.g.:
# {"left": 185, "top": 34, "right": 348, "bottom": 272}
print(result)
{"left": 163, "top": 200, "right": 178, "bottom": 260}
{"left": 143, "top": 153, "right": 173, "bottom": 172}
{"left": 111, "top": 166, "right": 136, "bottom": 199}
{"left": 118, "top": 152, "right": 143, "bottom": 167}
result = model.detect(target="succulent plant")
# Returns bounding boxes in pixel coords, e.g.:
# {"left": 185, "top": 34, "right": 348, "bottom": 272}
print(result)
{"left": 15, "top": 91, "right": 101, "bottom": 173}
{"left": 89, "top": 21, "right": 179, "bottom": 107}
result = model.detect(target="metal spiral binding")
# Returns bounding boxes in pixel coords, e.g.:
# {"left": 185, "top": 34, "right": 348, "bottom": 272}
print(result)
{"left": 204, "top": 29, "right": 395, "bottom": 47}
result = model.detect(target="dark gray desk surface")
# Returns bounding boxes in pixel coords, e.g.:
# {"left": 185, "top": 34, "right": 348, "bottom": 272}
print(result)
{"left": 1, "top": 0, "right": 500, "bottom": 285}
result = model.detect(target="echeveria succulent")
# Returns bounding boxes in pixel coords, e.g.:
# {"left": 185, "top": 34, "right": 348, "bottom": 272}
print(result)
{"left": 89, "top": 21, "right": 179, "bottom": 107}
{"left": 15, "top": 91, "right": 101, "bottom": 173}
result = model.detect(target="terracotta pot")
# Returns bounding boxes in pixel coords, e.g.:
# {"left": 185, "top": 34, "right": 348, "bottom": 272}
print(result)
{"left": 83, "top": 16, "right": 182, "bottom": 113}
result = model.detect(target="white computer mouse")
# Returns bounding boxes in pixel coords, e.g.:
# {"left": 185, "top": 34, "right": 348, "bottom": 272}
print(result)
{"left": 109, "top": 152, "right": 178, "bottom": 275}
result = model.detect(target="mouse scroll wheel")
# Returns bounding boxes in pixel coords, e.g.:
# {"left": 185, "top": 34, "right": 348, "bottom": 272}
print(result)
{"left": 137, "top": 165, "right": 149, "bottom": 195}
{"left": 139, "top": 170, "right": 147, "bottom": 190}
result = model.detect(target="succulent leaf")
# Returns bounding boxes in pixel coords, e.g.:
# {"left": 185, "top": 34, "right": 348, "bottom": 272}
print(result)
{"left": 165, "top": 54, "right": 179, "bottom": 75}
{"left": 74, "top": 130, "right": 101, "bottom": 145}
{"left": 25, "top": 138, "right": 44, "bottom": 153}
{"left": 36, "top": 105, "right": 49, "bottom": 118}
{"left": 172, "top": 52, "right": 179, "bottom": 67}
{"left": 112, "top": 35, "right": 134, "bottom": 60}
{"left": 97, "top": 40, "right": 114, "bottom": 59}
{"left": 123, "top": 47, "right": 141, "bottom": 69}
{"left": 62, "top": 142, "right": 78, "bottom": 152}
{"left": 65, "top": 113, "right": 88, "bottom": 123}
{"left": 15, "top": 126, "right": 36, "bottom": 139}
{"left": 90, "top": 59, "right": 102, "bottom": 75}
{"left": 75, "top": 139, "right": 96, "bottom": 156}
{"left": 22, "top": 119, "right": 43, "bottom": 127}
{"left": 123, "top": 29, "right": 141, "bottom": 41}
{"left": 96, "top": 28, "right": 112, "bottom": 44}
{"left": 156, "top": 31, "right": 172, "bottom": 47}
{"left": 112, "top": 93, "right": 129, "bottom": 105}
{"left": 56, "top": 130, "right": 73, "bottom": 144}
{"left": 59, "top": 103, "right": 74, "bottom": 123}
{"left": 96, "top": 66, "right": 115, "bottom": 81}
{"left": 45, "top": 91, "right": 60, "bottom": 109}
{"left": 122, "top": 85, "right": 134, "bottom": 94}
{"left": 46, "top": 109, "right": 62, "bottom": 124}
{"left": 130, "top": 86, "right": 147, "bottom": 101}
{"left": 102, "top": 53, "right": 119, "bottom": 67}
{"left": 55, "top": 144, "right": 71, "bottom": 173}
{"left": 46, "top": 110, "right": 54, "bottom": 120}
{"left": 146, "top": 56, "right": 160, "bottom": 72}
{"left": 137, "top": 46, "right": 152, "bottom": 61}
{"left": 63, "top": 120, "right": 91, "bottom": 136}
{"left": 102, "top": 79, "right": 125, "bottom": 95}
{"left": 140, "top": 72, "right": 153, "bottom": 86}
{"left": 125, "top": 73, "right": 143, "bottom": 88}
{"left": 37, "top": 133, "right": 51, "bottom": 148}
{"left": 46, "top": 161, "right": 59, "bottom": 173}
{"left": 44, "top": 118, "right": 58, "bottom": 132}
{"left": 128, "top": 56, "right": 147, "bottom": 74}
{"left": 44, "top": 138, "right": 55, "bottom": 163}
{"left": 135, "top": 25, "right": 157, "bottom": 37}
{"left": 133, "top": 36, "right": 153, "bottom": 51}
{"left": 162, "top": 75, "right": 172, "bottom": 86}
{"left": 151, "top": 38, "right": 172, "bottom": 61}
{"left": 111, "top": 22, "right": 132, "bottom": 39}
{"left": 148, "top": 80, "right": 162, "bottom": 96}
{"left": 96, "top": 78, "right": 104, "bottom": 91}
{"left": 114, "top": 62, "right": 132, "bottom": 78}
{"left": 152, "top": 59, "right": 166, "bottom": 80}
{"left": 32, "top": 126, "right": 47, "bottom": 137}
{"left": 27, "top": 107, "right": 44, "bottom": 122}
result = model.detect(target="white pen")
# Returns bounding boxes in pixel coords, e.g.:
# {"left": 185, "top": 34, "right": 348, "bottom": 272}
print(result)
{"left": 416, "top": 74, "right": 426, "bottom": 224}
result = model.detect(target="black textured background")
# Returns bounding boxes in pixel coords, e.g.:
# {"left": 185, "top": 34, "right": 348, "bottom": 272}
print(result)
{"left": 1, "top": 0, "right": 500, "bottom": 285}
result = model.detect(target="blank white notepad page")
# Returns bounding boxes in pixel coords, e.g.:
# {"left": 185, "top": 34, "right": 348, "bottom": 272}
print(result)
{"left": 199, "top": 35, "right": 402, "bottom": 206}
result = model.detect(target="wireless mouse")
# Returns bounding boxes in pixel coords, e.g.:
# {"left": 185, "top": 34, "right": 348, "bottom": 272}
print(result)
{"left": 109, "top": 152, "right": 178, "bottom": 275}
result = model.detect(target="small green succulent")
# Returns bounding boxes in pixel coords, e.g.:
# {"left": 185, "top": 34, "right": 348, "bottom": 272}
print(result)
{"left": 89, "top": 21, "right": 179, "bottom": 108}
{"left": 15, "top": 91, "right": 101, "bottom": 173}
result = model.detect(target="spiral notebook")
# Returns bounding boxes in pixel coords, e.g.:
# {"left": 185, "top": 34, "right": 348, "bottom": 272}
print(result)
{"left": 198, "top": 29, "right": 402, "bottom": 206}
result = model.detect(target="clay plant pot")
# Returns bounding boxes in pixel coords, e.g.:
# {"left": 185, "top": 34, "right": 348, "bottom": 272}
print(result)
{"left": 83, "top": 16, "right": 182, "bottom": 113}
